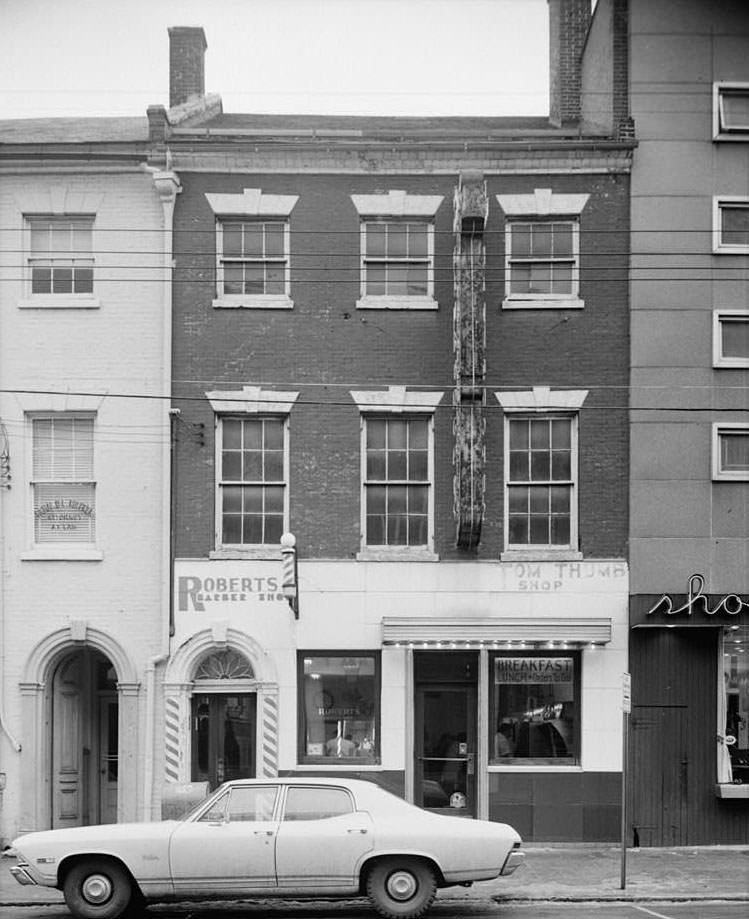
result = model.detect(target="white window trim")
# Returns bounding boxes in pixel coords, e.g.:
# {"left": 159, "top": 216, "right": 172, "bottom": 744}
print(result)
{"left": 713, "top": 197, "right": 749, "bottom": 254}
{"left": 712, "top": 422, "right": 749, "bottom": 481}
{"left": 20, "top": 214, "right": 100, "bottom": 309}
{"left": 496, "top": 189, "right": 588, "bottom": 310}
{"left": 713, "top": 309, "right": 749, "bottom": 368}
{"left": 206, "top": 188, "right": 298, "bottom": 310}
{"left": 351, "top": 387, "right": 443, "bottom": 561}
{"left": 207, "top": 386, "right": 299, "bottom": 558}
{"left": 713, "top": 82, "right": 749, "bottom": 141}
{"left": 351, "top": 191, "right": 443, "bottom": 311}
{"left": 496, "top": 388, "right": 587, "bottom": 561}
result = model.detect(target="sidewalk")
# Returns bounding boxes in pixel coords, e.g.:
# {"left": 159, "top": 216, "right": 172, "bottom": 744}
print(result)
{"left": 2, "top": 845, "right": 748, "bottom": 907}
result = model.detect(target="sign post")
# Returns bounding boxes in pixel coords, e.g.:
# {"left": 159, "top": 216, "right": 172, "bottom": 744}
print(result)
{"left": 620, "top": 672, "right": 631, "bottom": 890}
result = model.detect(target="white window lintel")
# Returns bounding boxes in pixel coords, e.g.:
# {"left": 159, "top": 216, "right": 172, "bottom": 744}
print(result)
{"left": 206, "top": 386, "right": 300, "bottom": 415}
{"left": 205, "top": 188, "right": 299, "bottom": 217}
{"left": 350, "top": 387, "right": 444, "bottom": 413}
{"left": 350, "top": 190, "right": 444, "bottom": 218}
{"left": 496, "top": 189, "right": 589, "bottom": 217}
{"left": 495, "top": 387, "right": 589, "bottom": 412}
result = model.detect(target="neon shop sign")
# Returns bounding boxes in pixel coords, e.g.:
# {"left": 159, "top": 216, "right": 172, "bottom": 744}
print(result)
{"left": 647, "top": 574, "right": 748, "bottom": 618}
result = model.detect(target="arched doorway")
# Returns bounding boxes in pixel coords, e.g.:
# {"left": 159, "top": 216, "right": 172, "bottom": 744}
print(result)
{"left": 51, "top": 647, "right": 119, "bottom": 827}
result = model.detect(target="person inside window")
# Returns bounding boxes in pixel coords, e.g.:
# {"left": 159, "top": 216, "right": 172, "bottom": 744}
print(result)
{"left": 326, "top": 732, "right": 356, "bottom": 757}
{"left": 494, "top": 721, "right": 515, "bottom": 758}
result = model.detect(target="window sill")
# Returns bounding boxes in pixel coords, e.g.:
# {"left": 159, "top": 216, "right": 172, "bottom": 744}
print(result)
{"left": 715, "top": 783, "right": 749, "bottom": 799}
{"left": 209, "top": 547, "right": 281, "bottom": 560}
{"left": 212, "top": 295, "right": 294, "bottom": 310}
{"left": 356, "top": 548, "right": 439, "bottom": 562}
{"left": 502, "top": 297, "right": 584, "bottom": 310}
{"left": 713, "top": 244, "right": 749, "bottom": 255}
{"left": 356, "top": 295, "right": 438, "bottom": 311}
{"left": 18, "top": 296, "right": 101, "bottom": 310}
{"left": 488, "top": 764, "right": 582, "bottom": 772}
{"left": 500, "top": 549, "right": 583, "bottom": 562}
{"left": 295, "top": 762, "right": 383, "bottom": 771}
{"left": 21, "top": 547, "right": 103, "bottom": 561}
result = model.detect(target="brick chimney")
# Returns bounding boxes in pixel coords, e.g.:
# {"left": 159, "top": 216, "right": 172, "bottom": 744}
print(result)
{"left": 548, "top": 0, "right": 592, "bottom": 127}
{"left": 168, "top": 26, "right": 207, "bottom": 108}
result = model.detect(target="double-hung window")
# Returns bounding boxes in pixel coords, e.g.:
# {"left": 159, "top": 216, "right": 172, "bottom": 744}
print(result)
{"left": 205, "top": 188, "right": 298, "bottom": 309}
{"left": 32, "top": 415, "right": 96, "bottom": 545}
{"left": 713, "top": 198, "right": 749, "bottom": 253}
{"left": 351, "top": 190, "right": 443, "bottom": 310}
{"left": 27, "top": 216, "right": 94, "bottom": 296}
{"left": 496, "top": 190, "right": 588, "bottom": 309}
{"left": 712, "top": 423, "right": 749, "bottom": 481}
{"left": 713, "top": 310, "right": 749, "bottom": 368}
{"left": 351, "top": 387, "right": 443, "bottom": 559}
{"left": 497, "top": 388, "right": 587, "bottom": 558}
{"left": 714, "top": 83, "right": 749, "bottom": 140}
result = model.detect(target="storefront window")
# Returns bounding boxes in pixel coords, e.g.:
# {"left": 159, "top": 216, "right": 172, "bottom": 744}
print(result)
{"left": 722, "top": 626, "right": 749, "bottom": 785}
{"left": 489, "top": 652, "right": 579, "bottom": 765}
{"left": 298, "top": 653, "right": 380, "bottom": 764}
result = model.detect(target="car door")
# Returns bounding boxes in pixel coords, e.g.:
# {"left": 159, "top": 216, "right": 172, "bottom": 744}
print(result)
{"left": 168, "top": 784, "right": 279, "bottom": 895}
{"left": 274, "top": 785, "right": 374, "bottom": 891}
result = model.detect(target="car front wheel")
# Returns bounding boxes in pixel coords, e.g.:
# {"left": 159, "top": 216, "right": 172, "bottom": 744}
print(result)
{"left": 366, "top": 857, "right": 437, "bottom": 919}
{"left": 63, "top": 859, "right": 133, "bottom": 919}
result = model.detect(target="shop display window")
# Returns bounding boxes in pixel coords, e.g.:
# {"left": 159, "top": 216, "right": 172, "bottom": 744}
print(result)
{"left": 721, "top": 626, "right": 749, "bottom": 785}
{"left": 298, "top": 652, "right": 380, "bottom": 765}
{"left": 489, "top": 652, "right": 580, "bottom": 765}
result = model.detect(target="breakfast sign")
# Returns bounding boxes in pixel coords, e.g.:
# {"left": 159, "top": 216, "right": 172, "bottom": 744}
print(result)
{"left": 630, "top": 573, "right": 749, "bottom": 627}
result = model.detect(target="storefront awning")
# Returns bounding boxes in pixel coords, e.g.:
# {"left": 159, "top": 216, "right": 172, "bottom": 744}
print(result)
{"left": 381, "top": 616, "right": 612, "bottom": 647}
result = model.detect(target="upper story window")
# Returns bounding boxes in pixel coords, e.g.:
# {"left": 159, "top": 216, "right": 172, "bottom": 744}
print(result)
{"left": 27, "top": 215, "right": 94, "bottom": 296}
{"left": 496, "top": 189, "right": 588, "bottom": 309}
{"left": 713, "top": 310, "right": 749, "bottom": 368}
{"left": 713, "top": 198, "right": 749, "bottom": 253}
{"left": 712, "top": 423, "right": 749, "bottom": 481}
{"left": 351, "top": 387, "right": 444, "bottom": 560}
{"left": 205, "top": 188, "right": 298, "bottom": 309}
{"left": 351, "top": 190, "right": 443, "bottom": 310}
{"left": 496, "top": 388, "right": 587, "bottom": 560}
{"left": 206, "top": 386, "right": 299, "bottom": 558}
{"left": 32, "top": 414, "right": 96, "bottom": 546}
{"left": 714, "top": 83, "right": 749, "bottom": 140}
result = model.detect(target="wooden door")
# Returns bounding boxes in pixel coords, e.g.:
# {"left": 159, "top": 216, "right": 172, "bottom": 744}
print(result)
{"left": 98, "top": 694, "right": 119, "bottom": 824}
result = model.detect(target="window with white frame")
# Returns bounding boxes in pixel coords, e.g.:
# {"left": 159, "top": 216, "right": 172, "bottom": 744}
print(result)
{"left": 496, "top": 190, "right": 588, "bottom": 309}
{"left": 713, "top": 310, "right": 749, "bottom": 367}
{"left": 27, "top": 216, "right": 94, "bottom": 296}
{"left": 714, "top": 83, "right": 749, "bottom": 139}
{"left": 205, "top": 188, "right": 298, "bottom": 309}
{"left": 351, "top": 190, "right": 442, "bottom": 310}
{"left": 217, "top": 416, "right": 286, "bottom": 547}
{"left": 351, "top": 387, "right": 443, "bottom": 557}
{"left": 32, "top": 415, "right": 96, "bottom": 544}
{"left": 713, "top": 198, "right": 749, "bottom": 253}
{"left": 712, "top": 424, "right": 749, "bottom": 481}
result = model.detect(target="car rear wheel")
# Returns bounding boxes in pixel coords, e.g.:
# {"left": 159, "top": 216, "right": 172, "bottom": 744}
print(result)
{"left": 366, "top": 857, "right": 437, "bottom": 919}
{"left": 63, "top": 859, "right": 133, "bottom": 919}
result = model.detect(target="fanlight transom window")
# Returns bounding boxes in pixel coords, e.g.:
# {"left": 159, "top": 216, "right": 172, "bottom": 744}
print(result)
{"left": 194, "top": 650, "right": 254, "bottom": 681}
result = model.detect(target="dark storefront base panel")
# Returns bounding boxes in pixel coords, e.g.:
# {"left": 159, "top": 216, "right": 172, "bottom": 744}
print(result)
{"left": 489, "top": 772, "right": 621, "bottom": 842}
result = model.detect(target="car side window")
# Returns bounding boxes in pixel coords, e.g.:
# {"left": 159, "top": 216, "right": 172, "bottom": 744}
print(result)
{"left": 198, "top": 791, "right": 229, "bottom": 823}
{"left": 226, "top": 786, "right": 279, "bottom": 822}
{"left": 283, "top": 786, "right": 354, "bottom": 821}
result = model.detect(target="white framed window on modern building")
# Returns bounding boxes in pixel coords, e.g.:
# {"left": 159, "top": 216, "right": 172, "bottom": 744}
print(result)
{"left": 205, "top": 188, "right": 298, "bottom": 309}
{"left": 496, "top": 189, "right": 589, "bottom": 310}
{"left": 351, "top": 387, "right": 443, "bottom": 560}
{"left": 712, "top": 423, "right": 749, "bottom": 481}
{"left": 713, "top": 310, "right": 749, "bottom": 368}
{"left": 713, "top": 197, "right": 749, "bottom": 253}
{"left": 206, "top": 386, "right": 299, "bottom": 558}
{"left": 713, "top": 83, "right": 749, "bottom": 140}
{"left": 30, "top": 414, "right": 97, "bottom": 551}
{"left": 496, "top": 388, "right": 588, "bottom": 560}
{"left": 350, "top": 190, "right": 443, "bottom": 310}
{"left": 22, "top": 215, "right": 98, "bottom": 308}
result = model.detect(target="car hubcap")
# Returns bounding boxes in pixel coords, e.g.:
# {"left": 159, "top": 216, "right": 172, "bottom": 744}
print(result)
{"left": 387, "top": 870, "right": 417, "bottom": 901}
{"left": 82, "top": 874, "right": 113, "bottom": 904}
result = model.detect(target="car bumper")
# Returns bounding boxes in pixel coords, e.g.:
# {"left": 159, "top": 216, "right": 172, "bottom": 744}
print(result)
{"left": 500, "top": 846, "right": 525, "bottom": 876}
{"left": 10, "top": 865, "right": 38, "bottom": 886}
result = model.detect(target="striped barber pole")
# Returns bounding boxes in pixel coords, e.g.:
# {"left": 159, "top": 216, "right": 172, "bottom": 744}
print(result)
{"left": 164, "top": 696, "right": 182, "bottom": 782}
{"left": 261, "top": 694, "right": 279, "bottom": 777}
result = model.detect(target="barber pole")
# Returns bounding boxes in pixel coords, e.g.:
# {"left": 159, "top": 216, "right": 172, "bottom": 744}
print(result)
{"left": 280, "top": 532, "right": 299, "bottom": 618}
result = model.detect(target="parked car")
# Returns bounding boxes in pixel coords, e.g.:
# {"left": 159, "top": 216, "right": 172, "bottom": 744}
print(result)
{"left": 10, "top": 776, "right": 523, "bottom": 919}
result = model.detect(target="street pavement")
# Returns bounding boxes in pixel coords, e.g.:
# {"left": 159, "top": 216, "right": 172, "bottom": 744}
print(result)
{"left": 1, "top": 844, "right": 747, "bottom": 908}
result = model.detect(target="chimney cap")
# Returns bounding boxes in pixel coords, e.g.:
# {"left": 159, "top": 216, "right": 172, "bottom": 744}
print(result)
{"left": 167, "top": 26, "right": 207, "bottom": 49}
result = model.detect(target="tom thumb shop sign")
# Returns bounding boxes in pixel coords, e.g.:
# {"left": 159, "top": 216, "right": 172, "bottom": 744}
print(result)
{"left": 630, "top": 573, "right": 749, "bottom": 627}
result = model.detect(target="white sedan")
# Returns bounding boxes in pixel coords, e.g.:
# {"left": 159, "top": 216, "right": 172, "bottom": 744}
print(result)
{"left": 10, "top": 776, "right": 524, "bottom": 919}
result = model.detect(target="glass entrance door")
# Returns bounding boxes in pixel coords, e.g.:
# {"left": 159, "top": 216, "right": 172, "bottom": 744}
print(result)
{"left": 192, "top": 694, "right": 256, "bottom": 788}
{"left": 415, "top": 684, "right": 477, "bottom": 817}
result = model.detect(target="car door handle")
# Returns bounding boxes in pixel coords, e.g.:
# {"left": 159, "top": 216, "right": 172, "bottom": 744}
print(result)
{"left": 254, "top": 830, "right": 275, "bottom": 836}
{"left": 347, "top": 828, "right": 368, "bottom": 834}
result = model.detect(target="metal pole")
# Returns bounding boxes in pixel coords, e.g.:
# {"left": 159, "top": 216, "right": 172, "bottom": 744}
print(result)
{"left": 620, "top": 709, "right": 629, "bottom": 889}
